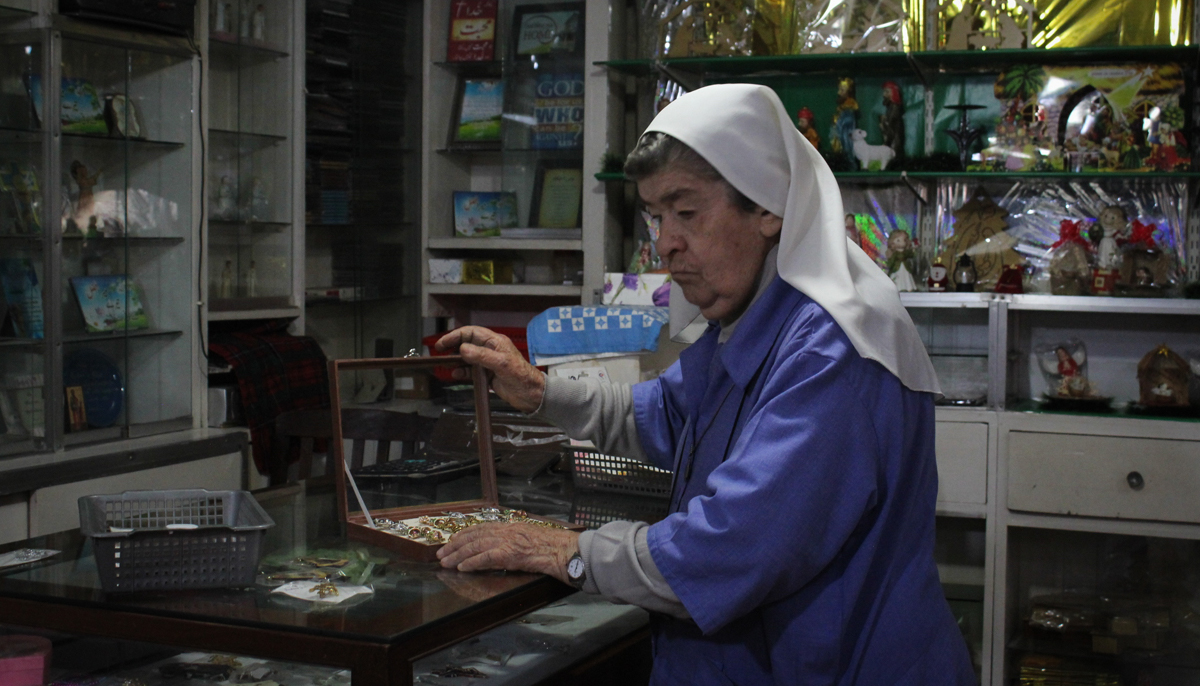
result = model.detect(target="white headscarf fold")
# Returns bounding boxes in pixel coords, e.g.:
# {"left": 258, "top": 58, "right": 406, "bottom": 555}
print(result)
{"left": 645, "top": 83, "right": 940, "bottom": 395}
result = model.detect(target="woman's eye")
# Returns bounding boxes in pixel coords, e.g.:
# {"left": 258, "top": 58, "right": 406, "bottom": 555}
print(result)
{"left": 677, "top": 211, "right": 695, "bottom": 220}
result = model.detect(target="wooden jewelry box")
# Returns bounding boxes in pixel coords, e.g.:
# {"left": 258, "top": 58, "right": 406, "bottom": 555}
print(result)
{"left": 328, "top": 355, "right": 581, "bottom": 561}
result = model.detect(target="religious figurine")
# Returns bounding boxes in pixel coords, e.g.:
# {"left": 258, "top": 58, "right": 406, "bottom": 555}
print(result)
{"left": 852, "top": 129, "right": 895, "bottom": 170}
{"left": 1117, "top": 219, "right": 1171, "bottom": 296}
{"left": 994, "top": 263, "right": 1024, "bottom": 294}
{"left": 879, "top": 81, "right": 905, "bottom": 164}
{"left": 220, "top": 260, "right": 234, "bottom": 299}
{"left": 927, "top": 258, "right": 949, "bottom": 292}
{"left": 251, "top": 5, "right": 266, "bottom": 41}
{"left": 829, "top": 77, "right": 858, "bottom": 168}
{"left": 796, "top": 107, "right": 820, "bottom": 150}
{"left": 239, "top": 2, "right": 252, "bottom": 38}
{"left": 885, "top": 229, "right": 917, "bottom": 292}
{"left": 1094, "top": 204, "right": 1127, "bottom": 269}
{"left": 213, "top": 1, "right": 229, "bottom": 35}
{"left": 953, "top": 254, "right": 977, "bottom": 292}
{"left": 844, "top": 214, "right": 861, "bottom": 248}
{"left": 215, "top": 175, "right": 236, "bottom": 220}
{"left": 1037, "top": 339, "right": 1100, "bottom": 399}
{"left": 70, "top": 160, "right": 99, "bottom": 223}
{"left": 1137, "top": 344, "right": 1192, "bottom": 408}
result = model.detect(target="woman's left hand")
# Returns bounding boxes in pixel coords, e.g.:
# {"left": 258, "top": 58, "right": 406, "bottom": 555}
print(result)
{"left": 437, "top": 523, "right": 580, "bottom": 585}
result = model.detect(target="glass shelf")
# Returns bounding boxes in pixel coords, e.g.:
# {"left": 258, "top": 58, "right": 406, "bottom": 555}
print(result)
{"left": 62, "top": 328, "right": 184, "bottom": 344}
{"left": 0, "top": 337, "right": 42, "bottom": 348}
{"left": 0, "top": 126, "right": 43, "bottom": 143}
{"left": 62, "top": 133, "right": 187, "bottom": 151}
{"left": 209, "top": 128, "right": 288, "bottom": 147}
{"left": 0, "top": 4, "right": 35, "bottom": 19}
{"left": 209, "top": 36, "right": 289, "bottom": 59}
{"left": 61, "top": 235, "right": 185, "bottom": 245}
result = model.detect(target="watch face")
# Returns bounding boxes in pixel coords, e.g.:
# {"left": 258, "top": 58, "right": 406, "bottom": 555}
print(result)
{"left": 567, "top": 555, "right": 585, "bottom": 579}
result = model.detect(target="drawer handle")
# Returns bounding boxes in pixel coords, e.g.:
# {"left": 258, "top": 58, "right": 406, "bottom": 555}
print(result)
{"left": 1127, "top": 471, "right": 1145, "bottom": 491}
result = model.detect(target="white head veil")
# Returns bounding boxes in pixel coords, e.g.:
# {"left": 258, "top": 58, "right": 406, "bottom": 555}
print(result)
{"left": 644, "top": 83, "right": 940, "bottom": 395}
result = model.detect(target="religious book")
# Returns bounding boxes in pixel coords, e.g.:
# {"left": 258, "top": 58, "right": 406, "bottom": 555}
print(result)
{"left": 531, "top": 72, "right": 583, "bottom": 150}
{"left": 446, "top": 0, "right": 497, "bottom": 62}
{"left": 69, "top": 275, "right": 149, "bottom": 333}
{"left": 0, "top": 257, "right": 44, "bottom": 339}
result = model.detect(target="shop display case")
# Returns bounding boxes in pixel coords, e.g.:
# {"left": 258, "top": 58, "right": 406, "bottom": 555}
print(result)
{"left": 206, "top": 0, "right": 304, "bottom": 320}
{"left": 1, "top": 16, "right": 203, "bottom": 455}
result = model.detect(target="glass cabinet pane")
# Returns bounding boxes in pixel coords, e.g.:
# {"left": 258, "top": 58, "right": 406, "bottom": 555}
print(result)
{"left": 58, "top": 37, "right": 194, "bottom": 442}
{"left": 207, "top": 0, "right": 296, "bottom": 313}
{"left": 0, "top": 34, "right": 45, "bottom": 454}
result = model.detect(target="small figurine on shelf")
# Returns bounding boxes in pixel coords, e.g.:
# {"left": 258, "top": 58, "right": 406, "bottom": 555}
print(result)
{"left": 852, "top": 129, "right": 896, "bottom": 171}
{"left": 213, "top": 1, "right": 230, "bottom": 35}
{"left": 251, "top": 5, "right": 266, "bottom": 42}
{"left": 927, "top": 257, "right": 949, "bottom": 292}
{"left": 829, "top": 77, "right": 859, "bottom": 168}
{"left": 844, "top": 214, "right": 861, "bottom": 248}
{"left": 994, "top": 263, "right": 1024, "bottom": 294}
{"left": 1048, "top": 219, "right": 1092, "bottom": 296}
{"left": 796, "top": 107, "right": 820, "bottom": 150}
{"left": 1094, "top": 204, "right": 1127, "bottom": 269}
{"left": 953, "top": 254, "right": 977, "bottom": 292}
{"left": 885, "top": 229, "right": 917, "bottom": 292}
{"left": 1117, "top": 219, "right": 1171, "bottom": 297}
{"left": 70, "top": 160, "right": 99, "bottom": 221}
{"left": 1036, "top": 338, "right": 1103, "bottom": 402}
{"left": 1136, "top": 344, "right": 1192, "bottom": 408}
{"left": 220, "top": 260, "right": 234, "bottom": 299}
{"left": 879, "top": 81, "right": 905, "bottom": 164}
{"left": 239, "top": 2, "right": 252, "bottom": 39}
{"left": 215, "top": 175, "right": 237, "bottom": 221}
{"left": 246, "top": 260, "right": 257, "bottom": 297}
{"left": 84, "top": 215, "right": 100, "bottom": 239}
{"left": 247, "top": 177, "right": 269, "bottom": 221}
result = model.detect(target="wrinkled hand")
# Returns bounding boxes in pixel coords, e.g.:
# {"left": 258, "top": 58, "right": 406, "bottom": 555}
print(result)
{"left": 435, "top": 326, "right": 545, "bottom": 413}
{"left": 437, "top": 522, "right": 580, "bottom": 585}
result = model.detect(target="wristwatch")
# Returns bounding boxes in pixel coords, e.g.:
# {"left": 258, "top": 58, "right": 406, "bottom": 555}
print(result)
{"left": 566, "top": 551, "right": 587, "bottom": 589}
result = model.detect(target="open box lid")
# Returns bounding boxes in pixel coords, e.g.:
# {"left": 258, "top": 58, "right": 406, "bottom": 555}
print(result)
{"left": 328, "top": 356, "right": 500, "bottom": 532}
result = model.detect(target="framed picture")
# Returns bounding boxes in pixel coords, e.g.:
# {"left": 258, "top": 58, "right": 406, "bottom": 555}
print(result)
{"left": 69, "top": 275, "right": 149, "bottom": 333}
{"left": 529, "top": 161, "right": 582, "bottom": 229}
{"left": 453, "top": 191, "right": 519, "bottom": 237}
{"left": 447, "top": 0, "right": 497, "bottom": 62}
{"left": 448, "top": 76, "right": 504, "bottom": 150}
{"left": 512, "top": 2, "right": 584, "bottom": 59}
{"left": 65, "top": 385, "right": 87, "bottom": 432}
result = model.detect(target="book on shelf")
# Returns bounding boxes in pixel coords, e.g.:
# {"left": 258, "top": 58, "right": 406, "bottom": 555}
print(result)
{"left": 0, "top": 257, "right": 44, "bottom": 339}
{"left": 305, "top": 286, "right": 364, "bottom": 302}
{"left": 68, "top": 275, "right": 149, "bottom": 333}
{"left": 447, "top": 0, "right": 497, "bottom": 62}
{"left": 498, "top": 227, "right": 581, "bottom": 239}
{"left": 532, "top": 72, "right": 583, "bottom": 150}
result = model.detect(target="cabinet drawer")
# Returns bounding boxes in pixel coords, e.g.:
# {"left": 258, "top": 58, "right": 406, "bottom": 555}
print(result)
{"left": 1008, "top": 432, "right": 1200, "bottom": 523}
{"left": 936, "top": 422, "right": 989, "bottom": 505}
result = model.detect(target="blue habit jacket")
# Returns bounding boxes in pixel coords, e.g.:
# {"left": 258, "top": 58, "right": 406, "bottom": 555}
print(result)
{"left": 631, "top": 277, "right": 976, "bottom": 686}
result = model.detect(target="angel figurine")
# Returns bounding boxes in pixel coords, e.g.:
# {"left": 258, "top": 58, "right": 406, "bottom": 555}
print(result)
{"left": 1036, "top": 338, "right": 1099, "bottom": 399}
{"left": 1094, "top": 204, "right": 1127, "bottom": 270}
{"left": 885, "top": 229, "right": 917, "bottom": 292}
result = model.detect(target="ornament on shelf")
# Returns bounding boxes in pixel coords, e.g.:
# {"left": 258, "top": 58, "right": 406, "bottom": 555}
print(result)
{"left": 246, "top": 260, "right": 257, "bottom": 297}
{"left": 953, "top": 254, "right": 977, "bottom": 292}
{"left": 927, "top": 257, "right": 949, "bottom": 292}
{"left": 213, "top": 1, "right": 232, "bottom": 35}
{"left": 1116, "top": 219, "right": 1172, "bottom": 297}
{"left": 994, "top": 263, "right": 1024, "bottom": 294}
{"left": 1094, "top": 204, "right": 1127, "bottom": 270}
{"left": 251, "top": 4, "right": 266, "bottom": 42}
{"left": 215, "top": 175, "right": 237, "bottom": 221}
{"left": 940, "top": 0, "right": 1035, "bottom": 51}
{"left": 829, "top": 77, "right": 859, "bottom": 168}
{"left": 1035, "top": 338, "right": 1107, "bottom": 407}
{"left": 879, "top": 81, "right": 904, "bottom": 163}
{"left": 942, "top": 188, "right": 1020, "bottom": 291}
{"left": 844, "top": 213, "right": 861, "bottom": 248}
{"left": 659, "top": 0, "right": 753, "bottom": 58}
{"left": 945, "top": 104, "right": 987, "bottom": 171}
{"left": 239, "top": 2, "right": 252, "bottom": 38}
{"left": 247, "top": 177, "right": 269, "bottom": 221}
{"left": 797, "top": 107, "right": 820, "bottom": 149}
{"left": 852, "top": 129, "right": 896, "bottom": 171}
{"left": 1047, "top": 219, "right": 1092, "bottom": 296}
{"left": 1137, "top": 344, "right": 1192, "bottom": 408}
{"left": 885, "top": 229, "right": 917, "bottom": 291}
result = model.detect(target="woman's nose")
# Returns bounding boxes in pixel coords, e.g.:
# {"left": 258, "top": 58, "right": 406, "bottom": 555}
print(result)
{"left": 656, "top": 218, "right": 685, "bottom": 262}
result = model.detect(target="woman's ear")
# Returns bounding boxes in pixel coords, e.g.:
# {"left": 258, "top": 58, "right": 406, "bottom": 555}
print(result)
{"left": 759, "top": 209, "right": 783, "bottom": 239}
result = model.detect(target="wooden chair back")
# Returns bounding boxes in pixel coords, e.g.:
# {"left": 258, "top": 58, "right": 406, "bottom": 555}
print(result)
{"left": 270, "top": 408, "right": 436, "bottom": 485}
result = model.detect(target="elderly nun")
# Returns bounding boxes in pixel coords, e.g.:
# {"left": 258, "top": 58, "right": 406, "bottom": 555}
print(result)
{"left": 435, "top": 83, "right": 976, "bottom": 685}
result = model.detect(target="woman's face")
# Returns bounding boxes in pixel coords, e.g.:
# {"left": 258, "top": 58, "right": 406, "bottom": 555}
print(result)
{"left": 639, "top": 168, "right": 781, "bottom": 322}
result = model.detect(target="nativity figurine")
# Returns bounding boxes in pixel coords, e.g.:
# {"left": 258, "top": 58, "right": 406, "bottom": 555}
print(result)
{"left": 796, "top": 107, "right": 820, "bottom": 150}
{"left": 1137, "top": 344, "right": 1192, "bottom": 408}
{"left": 879, "top": 81, "right": 904, "bottom": 164}
{"left": 885, "top": 229, "right": 917, "bottom": 292}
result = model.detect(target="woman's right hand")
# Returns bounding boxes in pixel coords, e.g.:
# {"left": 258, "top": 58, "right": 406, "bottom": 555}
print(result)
{"left": 434, "top": 326, "right": 545, "bottom": 413}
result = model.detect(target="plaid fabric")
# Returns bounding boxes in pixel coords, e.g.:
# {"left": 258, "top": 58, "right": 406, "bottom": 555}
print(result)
{"left": 209, "top": 320, "right": 329, "bottom": 475}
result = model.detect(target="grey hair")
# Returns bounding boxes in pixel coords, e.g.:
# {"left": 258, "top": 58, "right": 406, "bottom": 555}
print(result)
{"left": 623, "top": 132, "right": 758, "bottom": 213}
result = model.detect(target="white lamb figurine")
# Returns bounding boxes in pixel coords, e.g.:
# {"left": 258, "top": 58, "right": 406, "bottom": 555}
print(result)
{"left": 852, "top": 129, "right": 896, "bottom": 171}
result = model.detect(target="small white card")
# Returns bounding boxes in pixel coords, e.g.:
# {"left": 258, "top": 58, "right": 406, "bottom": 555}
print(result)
{"left": 552, "top": 366, "right": 611, "bottom": 384}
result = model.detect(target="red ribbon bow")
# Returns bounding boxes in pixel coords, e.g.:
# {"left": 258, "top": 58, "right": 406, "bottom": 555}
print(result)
{"left": 1122, "top": 220, "right": 1157, "bottom": 249}
{"left": 1050, "top": 220, "right": 1089, "bottom": 250}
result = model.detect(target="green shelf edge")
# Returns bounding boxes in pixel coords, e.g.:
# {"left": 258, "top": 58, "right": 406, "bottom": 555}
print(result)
{"left": 1008, "top": 398, "right": 1200, "bottom": 424}
{"left": 597, "top": 44, "right": 1200, "bottom": 78}
{"left": 598, "top": 170, "right": 1200, "bottom": 182}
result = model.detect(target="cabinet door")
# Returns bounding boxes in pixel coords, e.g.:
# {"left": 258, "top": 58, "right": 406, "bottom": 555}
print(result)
{"left": 1008, "top": 431, "right": 1200, "bottom": 523}
{"left": 936, "top": 421, "right": 989, "bottom": 505}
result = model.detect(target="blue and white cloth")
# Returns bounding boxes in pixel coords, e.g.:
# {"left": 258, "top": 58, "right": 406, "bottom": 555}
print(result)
{"left": 526, "top": 306, "right": 669, "bottom": 365}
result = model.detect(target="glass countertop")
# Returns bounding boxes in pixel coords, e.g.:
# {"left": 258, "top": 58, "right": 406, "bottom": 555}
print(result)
{"left": 0, "top": 484, "right": 571, "bottom": 644}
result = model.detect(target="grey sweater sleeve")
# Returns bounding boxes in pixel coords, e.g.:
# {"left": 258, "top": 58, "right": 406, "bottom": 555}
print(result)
{"left": 578, "top": 521, "right": 690, "bottom": 619}
{"left": 534, "top": 375, "right": 645, "bottom": 461}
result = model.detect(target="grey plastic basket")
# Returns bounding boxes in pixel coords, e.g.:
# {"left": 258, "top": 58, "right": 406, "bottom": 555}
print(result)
{"left": 570, "top": 448, "right": 672, "bottom": 499}
{"left": 78, "top": 489, "right": 275, "bottom": 593}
